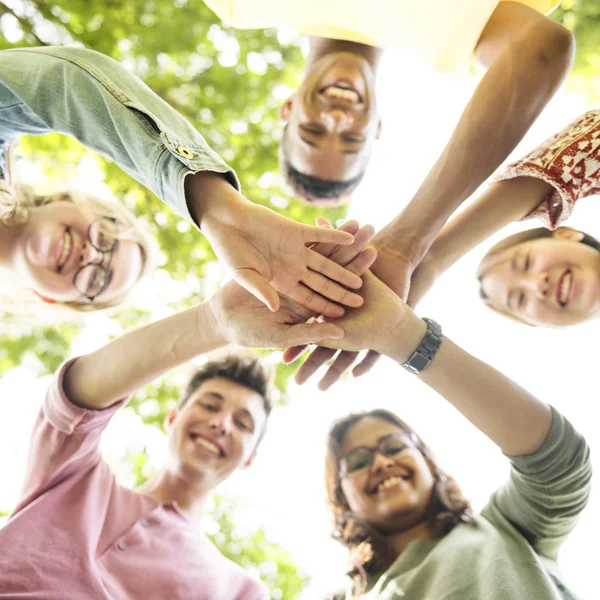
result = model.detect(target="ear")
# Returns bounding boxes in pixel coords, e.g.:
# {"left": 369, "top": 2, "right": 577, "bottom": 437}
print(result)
{"left": 552, "top": 227, "right": 584, "bottom": 243}
{"left": 241, "top": 451, "right": 257, "bottom": 470}
{"left": 164, "top": 407, "right": 179, "bottom": 433}
{"left": 32, "top": 291, "right": 57, "bottom": 304}
{"left": 280, "top": 94, "right": 295, "bottom": 121}
{"left": 375, "top": 118, "right": 382, "bottom": 140}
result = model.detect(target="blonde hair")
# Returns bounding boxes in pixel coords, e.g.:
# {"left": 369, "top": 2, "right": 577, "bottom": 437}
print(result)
{"left": 0, "top": 143, "right": 158, "bottom": 315}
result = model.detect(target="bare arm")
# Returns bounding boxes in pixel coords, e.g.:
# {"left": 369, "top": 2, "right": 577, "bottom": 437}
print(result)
{"left": 408, "top": 176, "right": 552, "bottom": 303}
{"left": 63, "top": 303, "right": 227, "bottom": 410}
{"left": 321, "top": 272, "right": 553, "bottom": 456}
{"left": 376, "top": 2, "right": 574, "bottom": 286}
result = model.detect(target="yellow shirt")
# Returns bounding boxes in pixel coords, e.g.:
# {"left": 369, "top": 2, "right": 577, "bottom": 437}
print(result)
{"left": 203, "top": 1, "right": 560, "bottom": 73}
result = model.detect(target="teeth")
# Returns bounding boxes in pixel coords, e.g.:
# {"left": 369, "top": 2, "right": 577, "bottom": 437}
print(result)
{"left": 323, "top": 86, "right": 360, "bottom": 103}
{"left": 559, "top": 272, "right": 572, "bottom": 305}
{"left": 192, "top": 436, "right": 221, "bottom": 456}
{"left": 58, "top": 229, "right": 72, "bottom": 269}
{"left": 377, "top": 476, "right": 405, "bottom": 492}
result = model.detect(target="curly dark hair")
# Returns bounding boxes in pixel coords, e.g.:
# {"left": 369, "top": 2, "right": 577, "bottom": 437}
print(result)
{"left": 279, "top": 124, "right": 365, "bottom": 205}
{"left": 325, "top": 409, "right": 474, "bottom": 599}
{"left": 179, "top": 353, "right": 275, "bottom": 449}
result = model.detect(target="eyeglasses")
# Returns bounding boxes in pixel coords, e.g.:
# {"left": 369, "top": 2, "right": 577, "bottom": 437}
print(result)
{"left": 339, "top": 432, "right": 418, "bottom": 477}
{"left": 73, "top": 217, "right": 122, "bottom": 301}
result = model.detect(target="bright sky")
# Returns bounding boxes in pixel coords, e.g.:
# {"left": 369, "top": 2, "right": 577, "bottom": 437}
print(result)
{"left": 1, "top": 44, "right": 598, "bottom": 600}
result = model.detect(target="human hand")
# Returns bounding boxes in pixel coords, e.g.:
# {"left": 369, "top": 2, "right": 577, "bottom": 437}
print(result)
{"left": 287, "top": 271, "right": 425, "bottom": 362}
{"left": 208, "top": 219, "right": 377, "bottom": 350}
{"left": 193, "top": 174, "right": 364, "bottom": 316}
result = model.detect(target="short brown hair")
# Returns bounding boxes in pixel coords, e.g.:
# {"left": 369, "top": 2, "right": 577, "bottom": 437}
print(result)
{"left": 180, "top": 353, "right": 275, "bottom": 448}
{"left": 325, "top": 409, "right": 473, "bottom": 598}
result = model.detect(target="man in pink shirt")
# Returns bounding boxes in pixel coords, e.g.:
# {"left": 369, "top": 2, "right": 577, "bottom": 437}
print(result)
{"left": 0, "top": 217, "right": 379, "bottom": 599}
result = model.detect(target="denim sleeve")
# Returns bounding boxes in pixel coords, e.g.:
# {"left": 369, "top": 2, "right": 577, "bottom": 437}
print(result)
{"left": 0, "top": 46, "right": 239, "bottom": 224}
{"left": 481, "top": 406, "right": 592, "bottom": 561}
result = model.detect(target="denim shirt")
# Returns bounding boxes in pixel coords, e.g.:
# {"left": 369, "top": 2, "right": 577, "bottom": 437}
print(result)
{"left": 0, "top": 46, "right": 239, "bottom": 223}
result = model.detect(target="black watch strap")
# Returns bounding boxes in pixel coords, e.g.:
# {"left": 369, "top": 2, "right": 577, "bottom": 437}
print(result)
{"left": 401, "top": 318, "right": 443, "bottom": 374}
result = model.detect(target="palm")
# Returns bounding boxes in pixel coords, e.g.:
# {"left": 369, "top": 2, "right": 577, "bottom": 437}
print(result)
{"left": 370, "top": 242, "right": 414, "bottom": 302}
{"left": 206, "top": 202, "right": 362, "bottom": 316}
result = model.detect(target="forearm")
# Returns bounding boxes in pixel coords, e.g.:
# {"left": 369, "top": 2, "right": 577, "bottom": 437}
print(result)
{"left": 384, "top": 319, "right": 552, "bottom": 456}
{"left": 0, "top": 46, "right": 238, "bottom": 222}
{"left": 427, "top": 177, "right": 552, "bottom": 275}
{"left": 64, "top": 302, "right": 226, "bottom": 410}
{"left": 387, "top": 15, "right": 573, "bottom": 261}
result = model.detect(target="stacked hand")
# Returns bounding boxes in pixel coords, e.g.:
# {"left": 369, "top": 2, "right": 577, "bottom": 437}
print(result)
{"left": 209, "top": 219, "right": 378, "bottom": 351}
{"left": 188, "top": 172, "right": 366, "bottom": 317}
{"left": 281, "top": 223, "right": 436, "bottom": 389}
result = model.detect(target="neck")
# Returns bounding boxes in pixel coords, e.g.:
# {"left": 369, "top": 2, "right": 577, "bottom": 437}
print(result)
{"left": 385, "top": 519, "right": 437, "bottom": 558}
{"left": 138, "top": 469, "right": 211, "bottom": 523}
{"left": 307, "top": 36, "right": 383, "bottom": 72}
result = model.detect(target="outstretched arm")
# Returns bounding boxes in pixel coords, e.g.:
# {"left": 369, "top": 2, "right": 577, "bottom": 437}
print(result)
{"left": 373, "top": 2, "right": 574, "bottom": 300}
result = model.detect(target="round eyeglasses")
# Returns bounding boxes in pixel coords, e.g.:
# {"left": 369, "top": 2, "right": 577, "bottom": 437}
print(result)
{"left": 339, "top": 432, "right": 418, "bottom": 477}
{"left": 73, "top": 217, "right": 123, "bottom": 301}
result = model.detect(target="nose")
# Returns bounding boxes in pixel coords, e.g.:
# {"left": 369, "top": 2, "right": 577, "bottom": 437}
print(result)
{"left": 208, "top": 416, "right": 231, "bottom": 437}
{"left": 371, "top": 451, "right": 395, "bottom": 473}
{"left": 79, "top": 241, "right": 104, "bottom": 267}
{"left": 321, "top": 108, "right": 351, "bottom": 132}
{"left": 521, "top": 272, "right": 550, "bottom": 300}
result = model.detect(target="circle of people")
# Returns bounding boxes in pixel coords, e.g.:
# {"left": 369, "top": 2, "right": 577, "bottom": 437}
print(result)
{"left": 0, "top": 1, "right": 594, "bottom": 599}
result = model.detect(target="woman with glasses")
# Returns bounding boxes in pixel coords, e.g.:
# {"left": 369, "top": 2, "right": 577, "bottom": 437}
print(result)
{"left": 285, "top": 270, "right": 591, "bottom": 599}
{"left": 0, "top": 45, "right": 364, "bottom": 317}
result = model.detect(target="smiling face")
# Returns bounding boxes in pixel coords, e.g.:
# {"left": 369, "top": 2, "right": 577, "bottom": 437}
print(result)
{"left": 11, "top": 200, "right": 143, "bottom": 304}
{"left": 478, "top": 230, "right": 600, "bottom": 327}
{"left": 280, "top": 52, "right": 380, "bottom": 199}
{"left": 166, "top": 377, "right": 268, "bottom": 489}
{"left": 338, "top": 417, "right": 435, "bottom": 533}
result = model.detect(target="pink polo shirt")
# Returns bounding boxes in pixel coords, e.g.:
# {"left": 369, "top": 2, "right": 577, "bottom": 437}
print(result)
{"left": 0, "top": 359, "right": 268, "bottom": 600}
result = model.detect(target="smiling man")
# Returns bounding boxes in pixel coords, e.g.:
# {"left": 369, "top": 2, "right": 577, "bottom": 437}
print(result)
{"left": 204, "top": 0, "right": 570, "bottom": 210}
{"left": 0, "top": 276, "right": 354, "bottom": 599}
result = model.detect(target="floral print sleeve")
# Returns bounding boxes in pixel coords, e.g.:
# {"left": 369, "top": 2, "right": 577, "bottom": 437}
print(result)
{"left": 492, "top": 110, "right": 600, "bottom": 230}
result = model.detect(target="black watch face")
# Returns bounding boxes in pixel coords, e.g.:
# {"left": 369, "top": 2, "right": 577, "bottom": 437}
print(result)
{"left": 411, "top": 354, "right": 429, "bottom": 372}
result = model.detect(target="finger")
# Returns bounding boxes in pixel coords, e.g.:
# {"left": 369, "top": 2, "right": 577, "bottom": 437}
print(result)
{"left": 288, "top": 284, "right": 346, "bottom": 318}
{"left": 302, "top": 271, "right": 364, "bottom": 308}
{"left": 352, "top": 350, "right": 382, "bottom": 377}
{"left": 328, "top": 224, "right": 376, "bottom": 266}
{"left": 233, "top": 268, "right": 280, "bottom": 312}
{"left": 282, "top": 344, "right": 309, "bottom": 364}
{"left": 307, "top": 249, "right": 363, "bottom": 289}
{"left": 344, "top": 246, "right": 378, "bottom": 278}
{"left": 310, "top": 220, "right": 359, "bottom": 257}
{"left": 303, "top": 224, "right": 354, "bottom": 246}
{"left": 318, "top": 351, "right": 360, "bottom": 391}
{"left": 277, "top": 323, "right": 344, "bottom": 349}
{"left": 295, "top": 347, "right": 337, "bottom": 385}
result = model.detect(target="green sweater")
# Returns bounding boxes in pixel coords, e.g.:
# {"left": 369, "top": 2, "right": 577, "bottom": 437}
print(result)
{"left": 325, "top": 407, "right": 591, "bottom": 600}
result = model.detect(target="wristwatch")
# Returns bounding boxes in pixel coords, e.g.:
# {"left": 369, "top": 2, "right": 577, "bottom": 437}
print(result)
{"left": 401, "top": 318, "right": 443, "bottom": 374}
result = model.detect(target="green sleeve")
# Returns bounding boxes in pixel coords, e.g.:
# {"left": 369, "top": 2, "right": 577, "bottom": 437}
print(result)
{"left": 482, "top": 405, "right": 592, "bottom": 560}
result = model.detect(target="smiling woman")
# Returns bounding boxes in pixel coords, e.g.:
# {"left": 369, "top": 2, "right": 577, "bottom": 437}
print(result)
{"left": 0, "top": 147, "right": 156, "bottom": 314}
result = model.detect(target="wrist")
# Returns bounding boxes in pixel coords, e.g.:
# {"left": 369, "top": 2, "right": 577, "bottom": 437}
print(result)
{"left": 200, "top": 296, "right": 230, "bottom": 349}
{"left": 382, "top": 314, "right": 428, "bottom": 364}
{"left": 185, "top": 171, "right": 247, "bottom": 231}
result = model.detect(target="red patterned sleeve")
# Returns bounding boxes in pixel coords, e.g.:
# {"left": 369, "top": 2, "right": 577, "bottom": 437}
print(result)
{"left": 492, "top": 110, "right": 600, "bottom": 230}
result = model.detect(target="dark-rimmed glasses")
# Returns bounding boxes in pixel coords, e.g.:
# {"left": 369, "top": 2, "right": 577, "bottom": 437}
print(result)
{"left": 339, "top": 432, "right": 418, "bottom": 477}
{"left": 73, "top": 217, "right": 122, "bottom": 301}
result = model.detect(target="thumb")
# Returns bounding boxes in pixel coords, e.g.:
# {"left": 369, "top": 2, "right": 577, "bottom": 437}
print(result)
{"left": 234, "top": 268, "right": 280, "bottom": 312}
{"left": 278, "top": 322, "right": 344, "bottom": 348}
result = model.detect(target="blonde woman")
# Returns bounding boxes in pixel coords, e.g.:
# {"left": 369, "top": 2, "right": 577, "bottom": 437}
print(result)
{"left": 0, "top": 153, "right": 155, "bottom": 311}
{"left": 0, "top": 46, "right": 364, "bottom": 316}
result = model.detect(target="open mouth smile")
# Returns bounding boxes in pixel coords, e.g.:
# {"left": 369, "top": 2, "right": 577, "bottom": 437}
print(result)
{"left": 189, "top": 433, "right": 225, "bottom": 457}
{"left": 57, "top": 228, "right": 73, "bottom": 272}
{"left": 319, "top": 81, "right": 363, "bottom": 104}
{"left": 556, "top": 269, "right": 573, "bottom": 308}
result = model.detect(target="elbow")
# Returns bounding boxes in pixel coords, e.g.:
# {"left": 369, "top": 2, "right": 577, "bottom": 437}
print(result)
{"left": 530, "top": 20, "right": 575, "bottom": 83}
